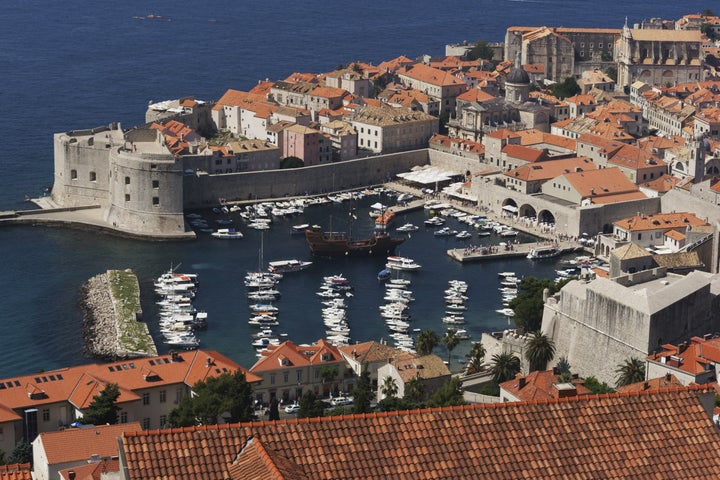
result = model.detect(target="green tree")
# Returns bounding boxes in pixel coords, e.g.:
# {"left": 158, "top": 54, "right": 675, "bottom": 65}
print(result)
{"left": 380, "top": 376, "right": 398, "bottom": 399}
{"left": 442, "top": 329, "right": 461, "bottom": 364}
{"left": 702, "top": 8, "right": 715, "bottom": 16}
{"left": 168, "top": 371, "right": 254, "bottom": 426}
{"left": 555, "top": 356, "right": 571, "bottom": 374}
{"left": 319, "top": 365, "right": 339, "bottom": 391}
{"left": 280, "top": 156, "right": 304, "bottom": 169}
{"left": 268, "top": 397, "right": 280, "bottom": 421}
{"left": 8, "top": 440, "right": 31, "bottom": 465}
{"left": 81, "top": 383, "right": 120, "bottom": 425}
{"left": 524, "top": 331, "right": 556, "bottom": 372}
{"left": 549, "top": 77, "right": 581, "bottom": 99}
{"left": 427, "top": 377, "right": 466, "bottom": 407}
{"left": 490, "top": 353, "right": 521, "bottom": 384}
{"left": 416, "top": 330, "right": 439, "bottom": 355}
{"left": 583, "top": 376, "right": 615, "bottom": 394}
{"left": 465, "top": 342, "right": 486, "bottom": 375}
{"left": 701, "top": 23, "right": 717, "bottom": 40}
{"left": 297, "top": 390, "right": 325, "bottom": 418}
{"left": 377, "top": 395, "right": 416, "bottom": 412}
{"left": 403, "top": 377, "right": 425, "bottom": 403}
{"left": 615, "top": 358, "right": 646, "bottom": 387}
{"left": 605, "top": 65, "right": 617, "bottom": 82}
{"left": 509, "top": 277, "right": 568, "bottom": 332}
{"left": 352, "top": 367, "right": 374, "bottom": 414}
{"left": 466, "top": 39, "right": 494, "bottom": 61}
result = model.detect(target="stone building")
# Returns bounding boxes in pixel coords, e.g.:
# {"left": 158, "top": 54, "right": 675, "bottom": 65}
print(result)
{"left": 397, "top": 63, "right": 468, "bottom": 115}
{"left": 541, "top": 269, "right": 720, "bottom": 385}
{"left": 375, "top": 353, "right": 450, "bottom": 402}
{"left": 617, "top": 24, "right": 704, "bottom": 89}
{"left": 348, "top": 105, "right": 438, "bottom": 154}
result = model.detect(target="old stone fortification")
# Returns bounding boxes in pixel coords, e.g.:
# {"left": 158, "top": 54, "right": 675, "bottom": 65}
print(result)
{"left": 182, "top": 150, "right": 430, "bottom": 207}
{"left": 542, "top": 272, "right": 720, "bottom": 385}
{"left": 79, "top": 271, "right": 156, "bottom": 360}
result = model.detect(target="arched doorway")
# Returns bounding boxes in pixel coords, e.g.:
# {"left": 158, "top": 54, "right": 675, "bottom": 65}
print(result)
{"left": 519, "top": 204, "right": 537, "bottom": 223}
{"left": 538, "top": 209, "right": 555, "bottom": 226}
{"left": 501, "top": 199, "right": 519, "bottom": 220}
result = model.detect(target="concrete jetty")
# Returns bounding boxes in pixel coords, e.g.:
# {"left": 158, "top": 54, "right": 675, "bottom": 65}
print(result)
{"left": 447, "top": 241, "right": 583, "bottom": 263}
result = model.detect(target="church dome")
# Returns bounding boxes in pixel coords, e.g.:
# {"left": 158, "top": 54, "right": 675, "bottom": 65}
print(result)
{"left": 506, "top": 65, "right": 530, "bottom": 84}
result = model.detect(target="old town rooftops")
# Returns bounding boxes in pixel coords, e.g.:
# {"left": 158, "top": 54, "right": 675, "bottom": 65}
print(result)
{"left": 614, "top": 212, "right": 709, "bottom": 232}
{"left": 37, "top": 422, "right": 141, "bottom": 465}
{"left": 119, "top": 386, "right": 720, "bottom": 479}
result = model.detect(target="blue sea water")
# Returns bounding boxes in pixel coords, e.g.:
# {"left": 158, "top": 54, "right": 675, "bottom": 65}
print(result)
{"left": 0, "top": 0, "right": 710, "bottom": 378}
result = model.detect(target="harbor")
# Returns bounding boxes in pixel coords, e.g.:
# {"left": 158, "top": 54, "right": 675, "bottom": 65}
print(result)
{"left": 447, "top": 241, "right": 584, "bottom": 263}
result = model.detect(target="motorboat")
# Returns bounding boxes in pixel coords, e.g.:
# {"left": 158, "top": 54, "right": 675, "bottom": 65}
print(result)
{"left": 211, "top": 228, "right": 243, "bottom": 239}
{"left": 496, "top": 308, "right": 515, "bottom": 317}
{"left": 442, "top": 315, "right": 465, "bottom": 324}
{"left": 455, "top": 231, "right": 472, "bottom": 240}
{"left": 434, "top": 227, "right": 458, "bottom": 237}
{"left": 424, "top": 216, "right": 446, "bottom": 226}
{"left": 386, "top": 256, "right": 422, "bottom": 271}
{"left": 498, "top": 272, "right": 516, "bottom": 278}
{"left": 291, "top": 224, "right": 310, "bottom": 234}
{"left": 396, "top": 223, "right": 419, "bottom": 233}
{"left": 453, "top": 329, "right": 470, "bottom": 340}
{"left": 527, "top": 244, "right": 561, "bottom": 260}
{"left": 267, "top": 259, "right": 312, "bottom": 274}
{"left": 499, "top": 229, "right": 518, "bottom": 238}
{"left": 377, "top": 268, "right": 392, "bottom": 281}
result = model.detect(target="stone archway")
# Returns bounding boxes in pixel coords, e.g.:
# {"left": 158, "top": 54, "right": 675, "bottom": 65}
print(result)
{"left": 538, "top": 209, "right": 556, "bottom": 226}
{"left": 501, "top": 199, "right": 519, "bottom": 219}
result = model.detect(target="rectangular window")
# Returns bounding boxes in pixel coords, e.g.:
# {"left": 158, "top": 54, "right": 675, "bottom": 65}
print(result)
{"left": 89, "top": 171, "right": 97, "bottom": 182}
{"left": 283, "top": 372, "right": 289, "bottom": 383}
{"left": 270, "top": 374, "right": 276, "bottom": 385}
{"left": 143, "top": 393, "right": 150, "bottom": 405}
{"left": 71, "top": 169, "right": 77, "bottom": 180}
{"left": 125, "top": 176, "right": 130, "bottom": 185}
{"left": 142, "top": 418, "right": 150, "bottom": 430}
{"left": 125, "top": 194, "right": 130, "bottom": 202}
{"left": 160, "top": 415, "right": 167, "bottom": 428}
{"left": 296, "top": 370, "right": 302, "bottom": 382}
{"left": 42, "top": 409, "right": 50, "bottom": 422}
{"left": 120, "top": 411, "right": 128, "bottom": 423}
{"left": 152, "top": 197, "right": 159, "bottom": 206}
{"left": 159, "top": 390, "right": 167, "bottom": 403}
{"left": 152, "top": 180, "right": 159, "bottom": 189}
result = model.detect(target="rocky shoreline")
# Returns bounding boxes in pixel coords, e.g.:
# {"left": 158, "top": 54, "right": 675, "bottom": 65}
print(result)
{"left": 79, "top": 271, "right": 156, "bottom": 361}
{"left": 80, "top": 273, "right": 122, "bottom": 360}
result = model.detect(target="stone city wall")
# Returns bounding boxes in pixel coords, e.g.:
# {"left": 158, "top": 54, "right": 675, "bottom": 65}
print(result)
{"left": 182, "top": 150, "right": 429, "bottom": 207}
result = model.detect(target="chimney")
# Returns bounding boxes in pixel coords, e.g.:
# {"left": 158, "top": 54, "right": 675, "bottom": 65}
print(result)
{"left": 68, "top": 472, "right": 76, "bottom": 480}
{"left": 643, "top": 381, "right": 649, "bottom": 390}
{"left": 665, "top": 372, "right": 671, "bottom": 381}
{"left": 518, "top": 377, "right": 526, "bottom": 388}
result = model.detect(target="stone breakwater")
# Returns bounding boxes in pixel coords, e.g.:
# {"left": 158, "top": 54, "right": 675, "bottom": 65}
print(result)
{"left": 79, "top": 271, "right": 157, "bottom": 360}
{"left": 80, "top": 273, "right": 121, "bottom": 360}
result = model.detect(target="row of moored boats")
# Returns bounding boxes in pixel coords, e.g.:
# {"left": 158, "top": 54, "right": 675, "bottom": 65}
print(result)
{"left": 318, "top": 275, "right": 354, "bottom": 346}
{"left": 154, "top": 268, "right": 205, "bottom": 349}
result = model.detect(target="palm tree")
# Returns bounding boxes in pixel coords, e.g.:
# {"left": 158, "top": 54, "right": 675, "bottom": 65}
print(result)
{"left": 416, "top": 330, "right": 439, "bottom": 356}
{"left": 464, "top": 356, "right": 484, "bottom": 376}
{"left": 469, "top": 342, "right": 486, "bottom": 364}
{"left": 615, "top": 358, "right": 646, "bottom": 387}
{"left": 490, "top": 353, "right": 521, "bottom": 384}
{"left": 524, "top": 331, "right": 556, "bottom": 372}
{"left": 555, "top": 356, "right": 571, "bottom": 374}
{"left": 380, "top": 376, "right": 398, "bottom": 399}
{"left": 442, "top": 329, "right": 460, "bottom": 363}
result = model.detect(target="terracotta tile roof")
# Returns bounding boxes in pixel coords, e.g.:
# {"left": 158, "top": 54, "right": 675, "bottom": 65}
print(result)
{"left": 249, "top": 81, "right": 274, "bottom": 97}
{"left": 636, "top": 134, "right": 684, "bottom": 153}
{"left": 38, "top": 422, "right": 141, "bottom": 464}
{"left": 500, "top": 370, "right": 591, "bottom": 401}
{"left": 501, "top": 144, "right": 548, "bottom": 162}
{"left": 484, "top": 128, "right": 520, "bottom": 140}
{"left": 565, "top": 94, "right": 597, "bottom": 106}
{"left": 664, "top": 229, "right": 686, "bottom": 241}
{"left": 515, "top": 129, "right": 576, "bottom": 151}
{"left": 399, "top": 63, "right": 466, "bottom": 87}
{"left": 377, "top": 55, "right": 416, "bottom": 73}
{"left": 641, "top": 173, "right": 680, "bottom": 192}
{"left": 390, "top": 353, "right": 450, "bottom": 382}
{"left": 68, "top": 372, "right": 140, "bottom": 409}
{"left": 608, "top": 144, "right": 666, "bottom": 171}
{"left": 456, "top": 88, "right": 495, "bottom": 103}
{"left": 0, "top": 464, "right": 31, "bottom": 480}
{"left": 506, "top": 157, "right": 595, "bottom": 182}
{"left": 250, "top": 340, "right": 343, "bottom": 373}
{"left": 58, "top": 458, "right": 119, "bottom": 480}
{"left": 614, "top": 212, "right": 708, "bottom": 232}
{"left": 649, "top": 337, "right": 720, "bottom": 375}
{"left": 561, "top": 167, "right": 642, "bottom": 201}
{"left": 338, "top": 341, "right": 402, "bottom": 364}
{"left": 283, "top": 73, "right": 319, "bottom": 84}
{"left": 577, "top": 133, "right": 625, "bottom": 155}
{"left": 309, "top": 86, "right": 346, "bottom": 99}
{"left": 228, "top": 436, "right": 308, "bottom": 480}
{"left": 617, "top": 374, "right": 684, "bottom": 393}
{"left": 523, "top": 64, "right": 544, "bottom": 74}
{"left": 120, "top": 386, "right": 720, "bottom": 479}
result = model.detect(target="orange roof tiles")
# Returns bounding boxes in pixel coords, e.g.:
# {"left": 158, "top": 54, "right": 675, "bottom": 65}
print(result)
{"left": 502, "top": 144, "right": 548, "bottom": 162}
{"left": 614, "top": 212, "right": 708, "bottom": 232}
{"left": 228, "top": 437, "right": 307, "bottom": 480}
{"left": 38, "top": 422, "right": 141, "bottom": 464}
{"left": 284, "top": 73, "right": 319, "bottom": 84}
{"left": 400, "top": 63, "right": 466, "bottom": 87}
{"left": 377, "top": 55, "right": 416, "bottom": 73}
{"left": 650, "top": 337, "right": 720, "bottom": 376}
{"left": 641, "top": 174, "right": 681, "bottom": 193}
{"left": 562, "top": 167, "right": 642, "bottom": 201}
{"left": 456, "top": 88, "right": 495, "bottom": 103}
{"left": 665, "top": 229, "right": 686, "bottom": 241}
{"left": 616, "top": 374, "right": 684, "bottom": 393}
{"left": 249, "top": 81, "right": 274, "bottom": 97}
{"left": 309, "top": 86, "right": 346, "bottom": 99}
{"left": 0, "top": 465, "right": 31, "bottom": 480}
{"left": 506, "top": 157, "right": 595, "bottom": 182}
{"left": 59, "top": 459, "right": 119, "bottom": 480}
{"left": 608, "top": 144, "right": 666, "bottom": 171}
{"left": 338, "top": 341, "right": 402, "bottom": 364}
{"left": 565, "top": 94, "right": 596, "bottom": 106}
{"left": 250, "top": 340, "right": 343, "bottom": 373}
{"left": 120, "top": 387, "right": 720, "bottom": 479}
{"left": 515, "top": 129, "right": 576, "bottom": 151}
{"left": 500, "top": 370, "right": 591, "bottom": 401}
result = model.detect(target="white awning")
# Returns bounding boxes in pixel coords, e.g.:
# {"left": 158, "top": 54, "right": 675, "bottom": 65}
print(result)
{"left": 502, "top": 205, "right": 518, "bottom": 213}
{"left": 370, "top": 202, "right": 387, "bottom": 210}
{"left": 396, "top": 167, "right": 456, "bottom": 185}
